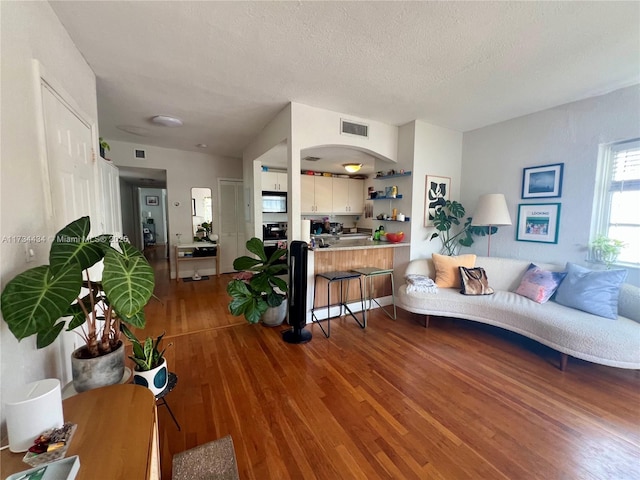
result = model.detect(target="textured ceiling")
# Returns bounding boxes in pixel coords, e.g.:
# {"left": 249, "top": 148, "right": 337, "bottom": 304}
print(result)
{"left": 50, "top": 1, "right": 640, "bottom": 160}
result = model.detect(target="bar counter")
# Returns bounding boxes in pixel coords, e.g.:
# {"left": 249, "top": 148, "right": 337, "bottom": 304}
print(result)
{"left": 312, "top": 238, "right": 410, "bottom": 251}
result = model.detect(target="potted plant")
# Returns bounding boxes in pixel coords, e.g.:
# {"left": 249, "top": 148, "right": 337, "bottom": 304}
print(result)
{"left": 99, "top": 137, "right": 110, "bottom": 158}
{"left": 430, "top": 200, "right": 497, "bottom": 255}
{"left": 121, "top": 324, "right": 169, "bottom": 396}
{"left": 0, "top": 216, "right": 155, "bottom": 392}
{"left": 227, "top": 237, "right": 288, "bottom": 325}
{"left": 590, "top": 235, "right": 626, "bottom": 268}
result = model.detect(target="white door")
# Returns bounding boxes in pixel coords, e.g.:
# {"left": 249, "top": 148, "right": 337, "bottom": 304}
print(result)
{"left": 219, "top": 180, "right": 246, "bottom": 273}
{"left": 42, "top": 84, "right": 97, "bottom": 228}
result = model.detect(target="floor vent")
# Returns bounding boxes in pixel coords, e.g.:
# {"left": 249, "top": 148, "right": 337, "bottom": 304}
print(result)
{"left": 341, "top": 119, "right": 368, "bottom": 138}
{"left": 134, "top": 149, "right": 146, "bottom": 159}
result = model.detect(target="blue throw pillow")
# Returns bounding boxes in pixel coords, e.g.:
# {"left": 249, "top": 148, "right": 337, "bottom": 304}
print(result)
{"left": 554, "top": 262, "right": 627, "bottom": 319}
{"left": 514, "top": 263, "right": 567, "bottom": 304}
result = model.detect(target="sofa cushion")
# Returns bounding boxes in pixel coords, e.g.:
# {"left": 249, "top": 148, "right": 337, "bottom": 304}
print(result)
{"left": 514, "top": 263, "right": 567, "bottom": 304}
{"left": 554, "top": 262, "right": 627, "bottom": 319}
{"left": 432, "top": 253, "right": 476, "bottom": 288}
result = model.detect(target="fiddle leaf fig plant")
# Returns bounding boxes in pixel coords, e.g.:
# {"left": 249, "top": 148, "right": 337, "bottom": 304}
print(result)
{"left": 430, "top": 200, "right": 497, "bottom": 256}
{"left": 1, "top": 216, "right": 155, "bottom": 356}
{"left": 227, "top": 237, "right": 288, "bottom": 324}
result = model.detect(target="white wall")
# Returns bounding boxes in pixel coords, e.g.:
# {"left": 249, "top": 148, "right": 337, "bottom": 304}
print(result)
{"left": 461, "top": 85, "right": 640, "bottom": 285}
{"left": 109, "top": 140, "right": 242, "bottom": 278}
{"left": 0, "top": 1, "right": 98, "bottom": 433}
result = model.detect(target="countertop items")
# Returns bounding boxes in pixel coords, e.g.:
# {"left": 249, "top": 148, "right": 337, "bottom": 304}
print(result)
{"left": 312, "top": 239, "right": 408, "bottom": 252}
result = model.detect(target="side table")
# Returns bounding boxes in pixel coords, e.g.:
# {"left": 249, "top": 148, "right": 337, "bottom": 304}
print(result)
{"left": 156, "top": 372, "right": 181, "bottom": 431}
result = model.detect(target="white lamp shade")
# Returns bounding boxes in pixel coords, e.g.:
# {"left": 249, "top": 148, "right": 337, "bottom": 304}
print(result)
{"left": 471, "top": 194, "right": 512, "bottom": 226}
{"left": 4, "top": 379, "right": 64, "bottom": 452}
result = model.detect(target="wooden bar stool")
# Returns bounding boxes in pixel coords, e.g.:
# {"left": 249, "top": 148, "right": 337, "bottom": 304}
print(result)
{"left": 311, "top": 271, "right": 365, "bottom": 337}
{"left": 351, "top": 267, "right": 396, "bottom": 322}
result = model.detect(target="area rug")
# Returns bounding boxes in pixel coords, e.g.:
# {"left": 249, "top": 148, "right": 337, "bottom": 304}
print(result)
{"left": 181, "top": 276, "right": 210, "bottom": 282}
{"left": 172, "top": 434, "right": 240, "bottom": 480}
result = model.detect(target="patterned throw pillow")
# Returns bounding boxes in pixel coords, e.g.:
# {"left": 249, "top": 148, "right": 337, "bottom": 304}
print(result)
{"left": 514, "top": 263, "right": 567, "bottom": 304}
{"left": 432, "top": 253, "right": 476, "bottom": 288}
{"left": 554, "top": 262, "right": 627, "bottom": 319}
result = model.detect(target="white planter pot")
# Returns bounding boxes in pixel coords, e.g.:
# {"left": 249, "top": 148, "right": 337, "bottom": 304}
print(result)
{"left": 133, "top": 358, "right": 168, "bottom": 396}
{"left": 71, "top": 342, "right": 125, "bottom": 393}
{"left": 262, "top": 302, "right": 287, "bottom": 327}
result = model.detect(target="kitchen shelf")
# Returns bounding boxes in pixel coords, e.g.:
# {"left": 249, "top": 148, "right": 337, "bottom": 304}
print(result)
{"left": 376, "top": 218, "right": 410, "bottom": 222}
{"left": 370, "top": 194, "right": 404, "bottom": 200}
{"left": 374, "top": 171, "right": 412, "bottom": 180}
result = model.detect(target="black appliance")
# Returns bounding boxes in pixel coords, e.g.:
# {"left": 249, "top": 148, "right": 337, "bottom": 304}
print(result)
{"left": 262, "top": 191, "right": 287, "bottom": 213}
{"left": 283, "top": 241, "right": 311, "bottom": 344}
{"left": 263, "top": 222, "right": 288, "bottom": 242}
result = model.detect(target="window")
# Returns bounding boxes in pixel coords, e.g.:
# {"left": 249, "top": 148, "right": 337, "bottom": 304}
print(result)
{"left": 592, "top": 139, "right": 640, "bottom": 265}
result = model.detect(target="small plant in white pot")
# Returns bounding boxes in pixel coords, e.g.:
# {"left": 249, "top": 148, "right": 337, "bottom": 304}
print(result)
{"left": 121, "top": 325, "right": 170, "bottom": 396}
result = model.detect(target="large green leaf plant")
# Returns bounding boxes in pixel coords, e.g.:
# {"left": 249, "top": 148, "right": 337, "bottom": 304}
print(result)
{"left": 430, "top": 200, "right": 498, "bottom": 256}
{"left": 227, "top": 237, "right": 288, "bottom": 324}
{"left": 1, "top": 217, "right": 155, "bottom": 357}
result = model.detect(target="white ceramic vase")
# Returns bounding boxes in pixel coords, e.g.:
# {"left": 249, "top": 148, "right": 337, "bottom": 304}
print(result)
{"left": 133, "top": 358, "right": 168, "bottom": 396}
{"left": 262, "top": 301, "right": 287, "bottom": 327}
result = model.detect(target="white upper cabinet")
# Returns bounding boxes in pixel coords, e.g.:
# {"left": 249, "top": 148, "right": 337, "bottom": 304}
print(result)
{"left": 262, "top": 171, "right": 287, "bottom": 192}
{"left": 332, "top": 177, "right": 364, "bottom": 214}
{"left": 301, "top": 175, "right": 332, "bottom": 214}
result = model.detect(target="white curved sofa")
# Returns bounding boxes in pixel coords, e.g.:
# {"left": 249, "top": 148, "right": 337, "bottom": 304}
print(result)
{"left": 397, "top": 256, "right": 640, "bottom": 370}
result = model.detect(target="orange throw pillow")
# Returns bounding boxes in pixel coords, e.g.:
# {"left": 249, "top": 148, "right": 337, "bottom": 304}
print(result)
{"left": 432, "top": 253, "right": 477, "bottom": 288}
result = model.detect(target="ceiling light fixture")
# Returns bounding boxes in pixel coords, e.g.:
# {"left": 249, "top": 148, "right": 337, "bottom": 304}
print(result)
{"left": 151, "top": 115, "right": 183, "bottom": 127}
{"left": 343, "top": 163, "right": 362, "bottom": 173}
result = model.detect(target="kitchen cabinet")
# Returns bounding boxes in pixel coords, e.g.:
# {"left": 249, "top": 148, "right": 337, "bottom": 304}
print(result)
{"left": 301, "top": 175, "right": 332, "bottom": 214}
{"left": 262, "top": 171, "right": 287, "bottom": 192}
{"left": 332, "top": 177, "right": 364, "bottom": 214}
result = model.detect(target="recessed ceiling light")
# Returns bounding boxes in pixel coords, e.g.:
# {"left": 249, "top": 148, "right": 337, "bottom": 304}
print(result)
{"left": 343, "top": 163, "right": 362, "bottom": 173}
{"left": 151, "top": 115, "right": 183, "bottom": 127}
{"left": 196, "top": 144, "right": 208, "bottom": 148}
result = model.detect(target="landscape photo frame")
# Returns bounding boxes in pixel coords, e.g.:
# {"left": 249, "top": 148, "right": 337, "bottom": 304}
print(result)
{"left": 521, "top": 163, "right": 564, "bottom": 199}
{"left": 145, "top": 195, "right": 159, "bottom": 206}
{"left": 516, "top": 203, "right": 561, "bottom": 244}
{"left": 424, "top": 175, "right": 451, "bottom": 226}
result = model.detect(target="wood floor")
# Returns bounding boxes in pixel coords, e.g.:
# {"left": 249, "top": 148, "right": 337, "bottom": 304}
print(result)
{"left": 137, "top": 249, "right": 640, "bottom": 479}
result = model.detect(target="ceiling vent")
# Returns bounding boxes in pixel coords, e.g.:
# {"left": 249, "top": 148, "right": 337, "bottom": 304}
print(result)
{"left": 341, "top": 119, "right": 369, "bottom": 138}
{"left": 302, "top": 156, "right": 321, "bottom": 162}
{"left": 134, "top": 149, "right": 146, "bottom": 159}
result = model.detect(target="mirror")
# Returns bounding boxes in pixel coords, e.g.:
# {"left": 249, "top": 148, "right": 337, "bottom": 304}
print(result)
{"left": 191, "top": 187, "right": 213, "bottom": 240}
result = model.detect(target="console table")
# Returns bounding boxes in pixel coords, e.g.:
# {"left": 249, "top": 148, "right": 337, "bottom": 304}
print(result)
{"left": 175, "top": 243, "right": 220, "bottom": 282}
{"left": 1, "top": 384, "right": 160, "bottom": 480}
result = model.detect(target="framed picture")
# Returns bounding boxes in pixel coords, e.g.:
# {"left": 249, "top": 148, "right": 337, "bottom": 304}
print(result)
{"left": 424, "top": 175, "right": 451, "bottom": 226}
{"left": 145, "top": 195, "right": 159, "bottom": 206}
{"left": 521, "top": 163, "right": 564, "bottom": 198}
{"left": 516, "top": 203, "right": 561, "bottom": 244}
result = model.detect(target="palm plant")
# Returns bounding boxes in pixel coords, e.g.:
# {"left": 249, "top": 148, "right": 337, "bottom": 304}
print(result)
{"left": 0, "top": 216, "right": 155, "bottom": 356}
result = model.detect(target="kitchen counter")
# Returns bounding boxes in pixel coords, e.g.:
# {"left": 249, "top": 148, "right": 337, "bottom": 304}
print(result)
{"left": 313, "top": 238, "right": 409, "bottom": 251}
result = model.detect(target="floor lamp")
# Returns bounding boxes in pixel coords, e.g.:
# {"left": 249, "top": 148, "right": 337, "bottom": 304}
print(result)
{"left": 471, "top": 194, "right": 512, "bottom": 256}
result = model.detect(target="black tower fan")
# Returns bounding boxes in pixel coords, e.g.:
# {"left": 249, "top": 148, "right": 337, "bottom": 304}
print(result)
{"left": 282, "top": 240, "right": 312, "bottom": 344}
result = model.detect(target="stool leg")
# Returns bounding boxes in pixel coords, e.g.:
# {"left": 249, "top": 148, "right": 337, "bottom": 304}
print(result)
{"left": 359, "top": 276, "right": 366, "bottom": 328}
{"left": 390, "top": 272, "right": 397, "bottom": 320}
{"left": 312, "top": 275, "right": 330, "bottom": 338}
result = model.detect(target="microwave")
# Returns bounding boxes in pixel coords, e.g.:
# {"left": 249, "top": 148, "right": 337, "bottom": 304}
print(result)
{"left": 262, "top": 191, "right": 287, "bottom": 213}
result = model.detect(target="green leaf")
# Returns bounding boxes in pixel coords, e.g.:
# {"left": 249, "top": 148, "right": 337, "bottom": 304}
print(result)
{"left": 448, "top": 201, "right": 466, "bottom": 219}
{"left": 102, "top": 242, "right": 154, "bottom": 323}
{"left": 65, "top": 301, "right": 88, "bottom": 331}
{"left": 49, "top": 217, "right": 106, "bottom": 274}
{"left": 0, "top": 264, "right": 81, "bottom": 342}
{"left": 245, "top": 237, "right": 267, "bottom": 262}
{"left": 233, "top": 256, "right": 263, "bottom": 271}
{"left": 36, "top": 322, "right": 66, "bottom": 348}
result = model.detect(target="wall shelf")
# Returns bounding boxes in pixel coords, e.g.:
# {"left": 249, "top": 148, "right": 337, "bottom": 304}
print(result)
{"left": 373, "top": 171, "right": 412, "bottom": 180}
{"left": 370, "top": 194, "right": 404, "bottom": 200}
{"left": 376, "top": 218, "right": 410, "bottom": 222}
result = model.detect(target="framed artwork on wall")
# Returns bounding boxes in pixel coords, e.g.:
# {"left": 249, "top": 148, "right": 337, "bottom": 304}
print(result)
{"left": 424, "top": 175, "right": 451, "bottom": 226}
{"left": 521, "top": 163, "right": 564, "bottom": 198}
{"left": 145, "top": 195, "right": 159, "bottom": 206}
{"left": 516, "top": 203, "right": 561, "bottom": 244}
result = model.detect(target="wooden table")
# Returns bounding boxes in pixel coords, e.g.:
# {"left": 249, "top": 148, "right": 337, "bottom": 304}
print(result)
{"left": 175, "top": 243, "right": 220, "bottom": 282}
{"left": 1, "top": 384, "right": 159, "bottom": 480}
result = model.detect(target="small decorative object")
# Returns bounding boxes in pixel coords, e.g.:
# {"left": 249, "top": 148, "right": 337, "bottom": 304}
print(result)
{"left": 146, "top": 195, "right": 159, "bottom": 206}
{"left": 23, "top": 423, "right": 77, "bottom": 467}
{"left": 424, "top": 175, "right": 451, "bottom": 226}
{"left": 0, "top": 217, "right": 155, "bottom": 393}
{"left": 99, "top": 137, "right": 110, "bottom": 158}
{"left": 227, "top": 238, "right": 288, "bottom": 325}
{"left": 385, "top": 232, "right": 405, "bottom": 243}
{"left": 522, "top": 163, "right": 564, "bottom": 199}
{"left": 589, "top": 235, "right": 626, "bottom": 268}
{"left": 516, "top": 203, "right": 561, "bottom": 243}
